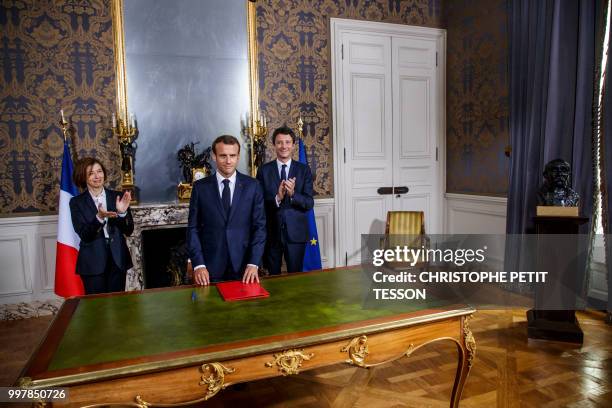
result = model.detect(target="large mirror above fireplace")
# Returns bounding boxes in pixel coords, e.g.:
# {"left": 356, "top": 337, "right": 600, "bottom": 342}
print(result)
{"left": 111, "top": 0, "right": 258, "bottom": 203}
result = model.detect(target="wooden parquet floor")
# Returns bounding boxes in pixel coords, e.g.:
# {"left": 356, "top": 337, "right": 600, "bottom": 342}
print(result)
{"left": 1, "top": 310, "right": 611, "bottom": 407}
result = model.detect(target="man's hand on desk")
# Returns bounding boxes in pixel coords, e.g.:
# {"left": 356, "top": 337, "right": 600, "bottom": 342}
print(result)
{"left": 242, "top": 265, "right": 259, "bottom": 284}
{"left": 194, "top": 266, "right": 210, "bottom": 286}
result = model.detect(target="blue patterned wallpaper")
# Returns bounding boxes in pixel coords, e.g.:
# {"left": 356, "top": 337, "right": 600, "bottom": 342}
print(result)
{"left": 0, "top": 0, "right": 509, "bottom": 214}
{"left": 446, "top": 0, "right": 510, "bottom": 195}
{"left": 0, "top": 0, "right": 118, "bottom": 214}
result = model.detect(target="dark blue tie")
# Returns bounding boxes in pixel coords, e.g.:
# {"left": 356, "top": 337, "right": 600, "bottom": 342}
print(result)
{"left": 280, "top": 164, "right": 288, "bottom": 206}
{"left": 222, "top": 179, "right": 231, "bottom": 216}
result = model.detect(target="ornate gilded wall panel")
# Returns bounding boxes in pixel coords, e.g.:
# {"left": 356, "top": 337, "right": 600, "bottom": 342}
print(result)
{"left": 0, "top": 0, "right": 118, "bottom": 214}
{"left": 255, "top": 0, "right": 444, "bottom": 197}
{"left": 446, "top": 0, "right": 509, "bottom": 195}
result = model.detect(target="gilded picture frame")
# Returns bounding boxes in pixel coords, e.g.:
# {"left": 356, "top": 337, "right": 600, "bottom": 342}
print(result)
{"left": 110, "top": 0, "right": 259, "bottom": 125}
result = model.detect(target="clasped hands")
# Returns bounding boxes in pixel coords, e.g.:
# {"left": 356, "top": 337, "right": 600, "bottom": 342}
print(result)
{"left": 97, "top": 191, "right": 131, "bottom": 219}
{"left": 276, "top": 177, "right": 296, "bottom": 201}
{"left": 194, "top": 265, "right": 259, "bottom": 286}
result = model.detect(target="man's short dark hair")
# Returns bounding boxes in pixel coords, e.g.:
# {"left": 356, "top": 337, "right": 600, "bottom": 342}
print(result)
{"left": 73, "top": 157, "right": 107, "bottom": 190}
{"left": 272, "top": 125, "right": 296, "bottom": 144}
{"left": 212, "top": 135, "right": 241, "bottom": 154}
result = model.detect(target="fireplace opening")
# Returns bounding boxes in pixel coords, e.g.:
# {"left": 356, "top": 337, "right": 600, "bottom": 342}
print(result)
{"left": 141, "top": 226, "right": 189, "bottom": 288}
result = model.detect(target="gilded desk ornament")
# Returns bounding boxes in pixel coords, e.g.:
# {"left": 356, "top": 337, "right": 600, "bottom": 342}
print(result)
{"left": 17, "top": 377, "right": 50, "bottom": 408}
{"left": 341, "top": 335, "right": 370, "bottom": 367}
{"left": 17, "top": 377, "right": 33, "bottom": 387}
{"left": 83, "top": 401, "right": 145, "bottom": 408}
{"left": 265, "top": 349, "right": 314, "bottom": 375}
{"left": 132, "top": 363, "right": 235, "bottom": 407}
{"left": 463, "top": 315, "right": 476, "bottom": 368}
{"left": 199, "top": 363, "right": 236, "bottom": 398}
{"left": 404, "top": 343, "right": 416, "bottom": 358}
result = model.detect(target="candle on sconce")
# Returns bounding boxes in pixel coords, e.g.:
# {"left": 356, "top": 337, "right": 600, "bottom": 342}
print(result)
{"left": 112, "top": 112, "right": 117, "bottom": 128}
{"left": 60, "top": 109, "right": 65, "bottom": 123}
{"left": 130, "top": 113, "right": 136, "bottom": 129}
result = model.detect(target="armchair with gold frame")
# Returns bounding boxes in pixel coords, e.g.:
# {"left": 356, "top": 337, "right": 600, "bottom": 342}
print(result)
{"left": 382, "top": 211, "right": 429, "bottom": 270}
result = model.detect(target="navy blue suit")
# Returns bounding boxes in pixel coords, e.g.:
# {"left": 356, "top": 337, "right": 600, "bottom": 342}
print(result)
{"left": 187, "top": 172, "right": 266, "bottom": 281}
{"left": 69, "top": 189, "right": 134, "bottom": 294}
{"left": 256, "top": 160, "right": 314, "bottom": 274}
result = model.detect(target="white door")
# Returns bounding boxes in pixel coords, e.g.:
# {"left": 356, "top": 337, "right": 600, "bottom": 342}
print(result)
{"left": 339, "top": 32, "right": 394, "bottom": 265}
{"left": 392, "top": 36, "right": 441, "bottom": 232}
{"left": 332, "top": 20, "right": 445, "bottom": 266}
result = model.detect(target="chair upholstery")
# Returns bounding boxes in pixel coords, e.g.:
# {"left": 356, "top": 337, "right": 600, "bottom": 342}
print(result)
{"left": 385, "top": 211, "right": 425, "bottom": 236}
{"left": 383, "top": 211, "right": 427, "bottom": 268}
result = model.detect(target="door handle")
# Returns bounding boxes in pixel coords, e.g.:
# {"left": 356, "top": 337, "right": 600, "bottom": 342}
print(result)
{"left": 377, "top": 187, "right": 394, "bottom": 195}
{"left": 378, "top": 186, "right": 409, "bottom": 195}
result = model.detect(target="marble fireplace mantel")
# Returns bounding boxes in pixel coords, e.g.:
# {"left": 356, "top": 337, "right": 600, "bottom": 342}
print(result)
{"left": 126, "top": 202, "right": 189, "bottom": 290}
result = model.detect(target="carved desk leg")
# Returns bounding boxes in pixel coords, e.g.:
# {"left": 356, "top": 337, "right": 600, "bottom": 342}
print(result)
{"left": 450, "top": 315, "right": 476, "bottom": 408}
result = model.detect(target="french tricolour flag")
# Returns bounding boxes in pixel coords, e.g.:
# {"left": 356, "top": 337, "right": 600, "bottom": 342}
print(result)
{"left": 54, "top": 140, "right": 84, "bottom": 297}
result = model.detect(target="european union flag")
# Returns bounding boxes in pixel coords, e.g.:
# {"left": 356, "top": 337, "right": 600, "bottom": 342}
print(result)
{"left": 299, "top": 139, "right": 322, "bottom": 271}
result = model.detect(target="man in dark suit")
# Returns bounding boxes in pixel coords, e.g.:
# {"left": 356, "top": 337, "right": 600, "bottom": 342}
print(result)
{"left": 187, "top": 135, "right": 266, "bottom": 285}
{"left": 70, "top": 158, "right": 134, "bottom": 294}
{"left": 256, "top": 126, "right": 314, "bottom": 275}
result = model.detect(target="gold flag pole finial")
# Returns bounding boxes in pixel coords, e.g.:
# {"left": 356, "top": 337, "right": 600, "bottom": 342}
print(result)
{"left": 297, "top": 115, "right": 304, "bottom": 139}
{"left": 59, "top": 109, "right": 69, "bottom": 141}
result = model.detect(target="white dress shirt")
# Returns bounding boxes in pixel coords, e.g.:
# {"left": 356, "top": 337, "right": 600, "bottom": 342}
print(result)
{"left": 90, "top": 189, "right": 109, "bottom": 238}
{"left": 276, "top": 158, "right": 292, "bottom": 179}
{"left": 90, "top": 189, "right": 127, "bottom": 239}
{"left": 215, "top": 171, "right": 237, "bottom": 204}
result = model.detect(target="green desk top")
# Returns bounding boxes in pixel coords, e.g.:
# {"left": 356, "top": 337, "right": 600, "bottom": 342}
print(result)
{"left": 49, "top": 268, "right": 451, "bottom": 371}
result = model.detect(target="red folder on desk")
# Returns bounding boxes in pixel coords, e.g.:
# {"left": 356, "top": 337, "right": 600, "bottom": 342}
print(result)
{"left": 216, "top": 281, "right": 269, "bottom": 301}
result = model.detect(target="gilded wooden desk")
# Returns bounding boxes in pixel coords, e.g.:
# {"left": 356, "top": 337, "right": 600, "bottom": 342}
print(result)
{"left": 18, "top": 267, "right": 475, "bottom": 407}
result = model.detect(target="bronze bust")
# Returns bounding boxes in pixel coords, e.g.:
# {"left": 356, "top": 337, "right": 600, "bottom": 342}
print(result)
{"left": 537, "top": 159, "right": 579, "bottom": 207}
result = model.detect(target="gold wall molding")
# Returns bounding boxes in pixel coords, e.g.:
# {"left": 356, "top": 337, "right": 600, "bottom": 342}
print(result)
{"left": 111, "top": 0, "right": 128, "bottom": 123}
{"left": 247, "top": 0, "right": 259, "bottom": 120}
{"left": 111, "top": 0, "right": 258, "bottom": 128}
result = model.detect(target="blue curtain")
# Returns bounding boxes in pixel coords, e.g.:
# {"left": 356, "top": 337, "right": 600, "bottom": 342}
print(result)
{"left": 605, "top": 61, "right": 612, "bottom": 314}
{"left": 507, "top": 0, "right": 596, "bottom": 235}
{"left": 602, "top": 6, "right": 612, "bottom": 315}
